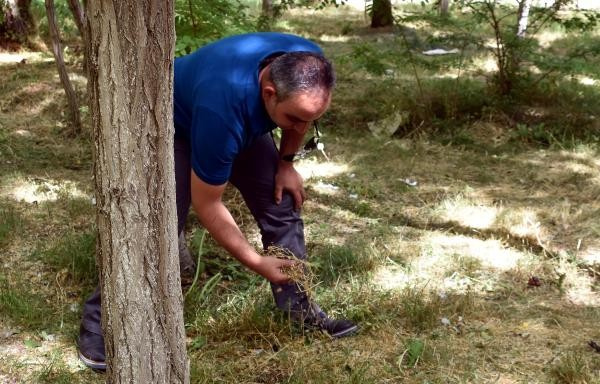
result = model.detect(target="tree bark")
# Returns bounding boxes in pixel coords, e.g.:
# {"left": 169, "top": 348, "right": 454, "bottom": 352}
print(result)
{"left": 370, "top": 0, "right": 393, "bottom": 28}
{"left": 516, "top": 0, "right": 532, "bottom": 38}
{"left": 66, "top": 0, "right": 85, "bottom": 37}
{"left": 262, "top": 0, "right": 273, "bottom": 18}
{"left": 439, "top": 0, "right": 450, "bottom": 17}
{"left": 0, "top": 0, "right": 35, "bottom": 48}
{"left": 45, "top": 0, "right": 82, "bottom": 135}
{"left": 85, "top": 1, "right": 189, "bottom": 383}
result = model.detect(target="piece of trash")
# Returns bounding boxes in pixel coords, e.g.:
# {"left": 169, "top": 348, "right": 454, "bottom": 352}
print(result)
{"left": 527, "top": 276, "right": 541, "bottom": 287}
{"left": 589, "top": 340, "right": 600, "bottom": 353}
{"left": 349, "top": 193, "right": 358, "bottom": 199}
{"left": 314, "top": 181, "right": 339, "bottom": 193}
{"left": 401, "top": 178, "right": 418, "bottom": 187}
{"left": 441, "top": 317, "right": 451, "bottom": 326}
{"left": 422, "top": 48, "right": 460, "bottom": 56}
{"left": 69, "top": 303, "right": 80, "bottom": 312}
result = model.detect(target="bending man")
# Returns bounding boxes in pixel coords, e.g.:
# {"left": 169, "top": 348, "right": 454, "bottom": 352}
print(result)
{"left": 78, "top": 32, "right": 358, "bottom": 371}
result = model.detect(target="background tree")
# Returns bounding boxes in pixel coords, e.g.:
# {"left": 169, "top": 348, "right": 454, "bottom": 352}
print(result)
{"left": 65, "top": 0, "right": 83, "bottom": 36}
{"left": 439, "top": 0, "right": 450, "bottom": 17}
{"left": 0, "top": 0, "right": 35, "bottom": 48}
{"left": 85, "top": 0, "right": 189, "bottom": 382}
{"left": 45, "top": 0, "right": 81, "bottom": 135}
{"left": 369, "top": 0, "right": 393, "bottom": 28}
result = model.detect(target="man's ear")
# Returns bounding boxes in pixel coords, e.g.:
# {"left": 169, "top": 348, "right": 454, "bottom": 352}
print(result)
{"left": 261, "top": 81, "right": 277, "bottom": 101}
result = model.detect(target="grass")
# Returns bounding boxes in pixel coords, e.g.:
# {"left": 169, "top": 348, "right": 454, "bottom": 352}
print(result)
{"left": 1, "top": 2, "right": 600, "bottom": 383}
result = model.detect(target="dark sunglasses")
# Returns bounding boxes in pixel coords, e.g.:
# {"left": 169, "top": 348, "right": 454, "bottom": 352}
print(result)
{"left": 280, "top": 121, "right": 321, "bottom": 162}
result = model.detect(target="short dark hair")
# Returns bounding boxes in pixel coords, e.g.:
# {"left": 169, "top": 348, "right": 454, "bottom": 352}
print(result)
{"left": 269, "top": 51, "right": 335, "bottom": 101}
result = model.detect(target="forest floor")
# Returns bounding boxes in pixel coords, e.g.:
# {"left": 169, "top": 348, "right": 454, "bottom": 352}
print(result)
{"left": 1, "top": 6, "right": 600, "bottom": 384}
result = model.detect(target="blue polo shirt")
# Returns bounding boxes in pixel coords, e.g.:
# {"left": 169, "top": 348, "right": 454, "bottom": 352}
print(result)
{"left": 173, "top": 32, "right": 323, "bottom": 185}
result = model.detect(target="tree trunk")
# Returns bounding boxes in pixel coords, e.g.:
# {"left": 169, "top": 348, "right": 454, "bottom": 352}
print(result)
{"left": 516, "top": 0, "right": 532, "bottom": 38}
{"left": 370, "top": 0, "right": 393, "bottom": 28}
{"left": 262, "top": 0, "right": 273, "bottom": 18}
{"left": 45, "top": 0, "right": 82, "bottom": 135}
{"left": 85, "top": 1, "right": 189, "bottom": 382}
{"left": 439, "top": 0, "right": 450, "bottom": 17}
{"left": 66, "top": 0, "right": 85, "bottom": 37}
{"left": 0, "top": 0, "right": 35, "bottom": 48}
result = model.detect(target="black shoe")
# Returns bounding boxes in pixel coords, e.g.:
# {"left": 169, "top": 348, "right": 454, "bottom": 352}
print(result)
{"left": 305, "top": 310, "right": 359, "bottom": 338}
{"left": 78, "top": 326, "right": 106, "bottom": 371}
{"left": 292, "top": 301, "right": 359, "bottom": 338}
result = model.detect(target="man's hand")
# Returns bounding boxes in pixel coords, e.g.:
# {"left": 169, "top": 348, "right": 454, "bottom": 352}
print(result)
{"left": 274, "top": 161, "right": 306, "bottom": 210}
{"left": 253, "top": 256, "right": 295, "bottom": 284}
{"left": 190, "top": 171, "right": 296, "bottom": 284}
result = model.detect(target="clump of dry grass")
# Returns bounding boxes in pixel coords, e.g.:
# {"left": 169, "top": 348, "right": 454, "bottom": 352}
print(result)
{"left": 264, "top": 245, "right": 318, "bottom": 301}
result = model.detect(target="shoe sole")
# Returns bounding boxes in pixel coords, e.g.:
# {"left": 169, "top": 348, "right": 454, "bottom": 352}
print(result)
{"left": 78, "top": 350, "right": 107, "bottom": 371}
{"left": 330, "top": 324, "right": 359, "bottom": 338}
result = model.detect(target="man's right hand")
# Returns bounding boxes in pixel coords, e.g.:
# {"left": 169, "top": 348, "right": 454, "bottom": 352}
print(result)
{"left": 253, "top": 256, "right": 295, "bottom": 284}
{"left": 190, "top": 171, "right": 295, "bottom": 285}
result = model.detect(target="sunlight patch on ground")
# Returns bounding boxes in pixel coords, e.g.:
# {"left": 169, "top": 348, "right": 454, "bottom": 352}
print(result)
{"left": 580, "top": 247, "right": 600, "bottom": 264}
{"left": 536, "top": 31, "right": 563, "bottom": 48}
{"left": 561, "top": 263, "right": 600, "bottom": 306}
{"left": 319, "top": 35, "right": 353, "bottom": 43}
{"left": 0, "top": 335, "right": 85, "bottom": 379}
{"left": 428, "top": 233, "right": 522, "bottom": 271}
{"left": 472, "top": 54, "right": 498, "bottom": 73}
{"left": 501, "top": 208, "right": 542, "bottom": 238}
{"left": 3, "top": 178, "right": 89, "bottom": 204}
{"left": 0, "top": 52, "right": 50, "bottom": 64}
{"left": 437, "top": 197, "right": 499, "bottom": 229}
{"left": 297, "top": 159, "right": 349, "bottom": 180}
{"left": 53, "top": 72, "right": 87, "bottom": 86}
{"left": 373, "top": 233, "right": 524, "bottom": 290}
{"left": 576, "top": 75, "right": 597, "bottom": 86}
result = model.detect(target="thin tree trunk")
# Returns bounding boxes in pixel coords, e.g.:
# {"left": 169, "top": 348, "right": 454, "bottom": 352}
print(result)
{"left": 85, "top": 0, "right": 189, "bottom": 382}
{"left": 262, "top": 0, "right": 273, "bottom": 18}
{"left": 517, "top": 0, "right": 532, "bottom": 38}
{"left": 66, "top": 0, "right": 85, "bottom": 37}
{"left": 370, "top": 0, "right": 393, "bottom": 28}
{"left": 45, "top": 0, "right": 81, "bottom": 135}
{"left": 439, "top": 0, "right": 450, "bottom": 17}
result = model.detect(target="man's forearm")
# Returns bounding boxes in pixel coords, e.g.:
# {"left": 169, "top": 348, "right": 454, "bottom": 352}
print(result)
{"left": 194, "top": 200, "right": 263, "bottom": 271}
{"left": 278, "top": 128, "right": 305, "bottom": 161}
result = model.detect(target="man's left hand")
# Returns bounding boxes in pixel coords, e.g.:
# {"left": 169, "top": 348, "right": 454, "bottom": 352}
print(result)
{"left": 274, "top": 161, "right": 305, "bottom": 210}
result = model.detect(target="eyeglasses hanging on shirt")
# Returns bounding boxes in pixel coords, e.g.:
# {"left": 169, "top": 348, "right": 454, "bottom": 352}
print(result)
{"left": 280, "top": 121, "right": 328, "bottom": 162}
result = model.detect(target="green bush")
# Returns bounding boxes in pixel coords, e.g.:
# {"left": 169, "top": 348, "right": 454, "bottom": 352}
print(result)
{"left": 174, "top": 0, "right": 255, "bottom": 56}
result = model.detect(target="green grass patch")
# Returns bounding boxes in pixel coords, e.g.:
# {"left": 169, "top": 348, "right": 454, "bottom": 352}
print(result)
{"left": 31, "top": 230, "right": 97, "bottom": 286}
{"left": 550, "top": 350, "right": 599, "bottom": 384}
{"left": 0, "top": 202, "right": 23, "bottom": 248}
{"left": 311, "top": 243, "right": 382, "bottom": 286}
{"left": 0, "top": 275, "right": 53, "bottom": 329}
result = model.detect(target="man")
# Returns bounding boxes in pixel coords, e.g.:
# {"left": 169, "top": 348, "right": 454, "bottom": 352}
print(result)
{"left": 78, "top": 32, "right": 358, "bottom": 371}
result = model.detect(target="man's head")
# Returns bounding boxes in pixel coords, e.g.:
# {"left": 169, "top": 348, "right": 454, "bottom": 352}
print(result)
{"left": 261, "top": 51, "right": 335, "bottom": 134}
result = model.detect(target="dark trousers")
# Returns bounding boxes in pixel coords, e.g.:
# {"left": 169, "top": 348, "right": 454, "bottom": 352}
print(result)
{"left": 81, "top": 134, "right": 308, "bottom": 335}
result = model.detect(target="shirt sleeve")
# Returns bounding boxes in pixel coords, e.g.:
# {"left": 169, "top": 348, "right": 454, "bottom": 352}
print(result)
{"left": 190, "top": 106, "right": 243, "bottom": 185}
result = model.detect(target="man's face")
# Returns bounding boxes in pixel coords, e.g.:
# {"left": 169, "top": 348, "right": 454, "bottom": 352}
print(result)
{"left": 263, "top": 87, "right": 331, "bottom": 134}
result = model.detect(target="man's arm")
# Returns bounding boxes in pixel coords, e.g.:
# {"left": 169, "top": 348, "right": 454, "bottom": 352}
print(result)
{"left": 190, "top": 170, "right": 293, "bottom": 284}
{"left": 275, "top": 128, "right": 306, "bottom": 210}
